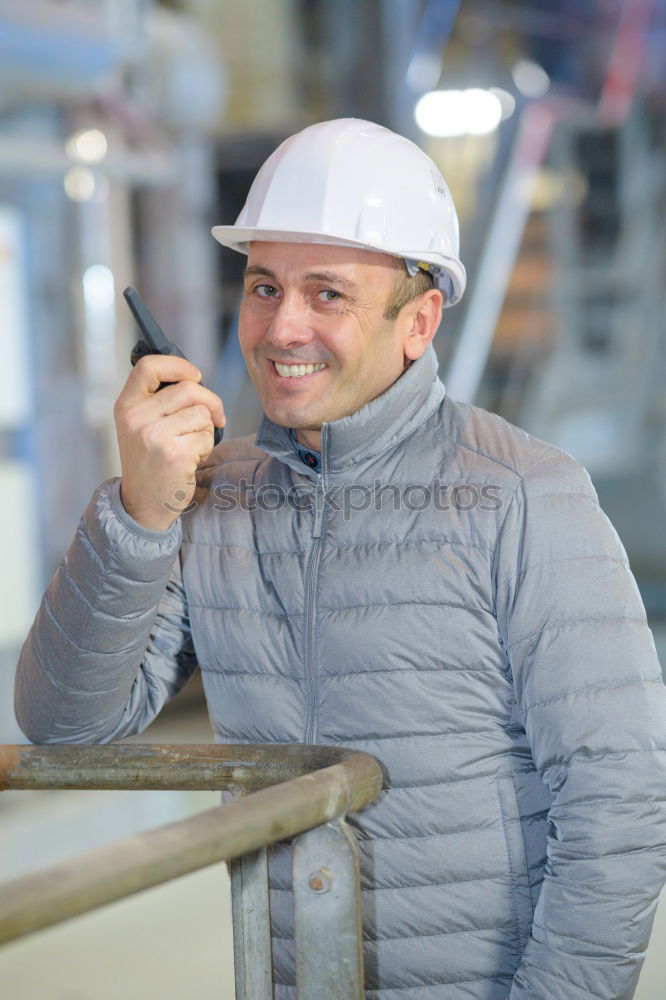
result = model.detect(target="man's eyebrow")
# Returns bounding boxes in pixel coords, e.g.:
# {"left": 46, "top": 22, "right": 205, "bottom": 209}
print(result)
{"left": 304, "top": 270, "right": 358, "bottom": 292}
{"left": 243, "top": 265, "right": 358, "bottom": 293}
{"left": 244, "top": 265, "right": 276, "bottom": 281}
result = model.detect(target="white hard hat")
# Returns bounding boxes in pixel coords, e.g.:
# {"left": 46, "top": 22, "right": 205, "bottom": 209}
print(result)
{"left": 212, "top": 118, "right": 466, "bottom": 306}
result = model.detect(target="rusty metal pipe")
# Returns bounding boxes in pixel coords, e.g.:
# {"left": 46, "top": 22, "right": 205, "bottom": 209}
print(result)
{"left": 0, "top": 743, "right": 360, "bottom": 792}
{"left": 0, "top": 746, "right": 382, "bottom": 945}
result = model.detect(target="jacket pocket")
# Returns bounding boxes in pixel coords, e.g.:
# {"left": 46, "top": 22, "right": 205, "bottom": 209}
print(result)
{"left": 495, "top": 772, "right": 534, "bottom": 954}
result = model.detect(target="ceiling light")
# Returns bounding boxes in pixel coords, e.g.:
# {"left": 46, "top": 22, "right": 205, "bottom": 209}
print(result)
{"left": 415, "top": 89, "right": 503, "bottom": 138}
{"left": 83, "top": 265, "right": 115, "bottom": 312}
{"left": 64, "top": 166, "right": 96, "bottom": 202}
{"left": 65, "top": 128, "right": 108, "bottom": 164}
{"left": 511, "top": 60, "right": 550, "bottom": 99}
{"left": 464, "top": 89, "right": 504, "bottom": 134}
{"left": 489, "top": 87, "right": 516, "bottom": 121}
{"left": 406, "top": 52, "right": 442, "bottom": 92}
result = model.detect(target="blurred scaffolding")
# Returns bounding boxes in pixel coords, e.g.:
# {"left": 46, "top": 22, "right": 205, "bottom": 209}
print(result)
{"left": 1, "top": 2, "right": 665, "bottom": 998}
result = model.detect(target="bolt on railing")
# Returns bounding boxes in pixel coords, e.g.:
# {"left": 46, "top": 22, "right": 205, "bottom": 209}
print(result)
{"left": 0, "top": 743, "right": 383, "bottom": 999}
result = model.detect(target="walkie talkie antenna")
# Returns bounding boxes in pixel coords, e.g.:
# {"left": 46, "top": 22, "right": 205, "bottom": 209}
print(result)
{"left": 123, "top": 287, "right": 172, "bottom": 354}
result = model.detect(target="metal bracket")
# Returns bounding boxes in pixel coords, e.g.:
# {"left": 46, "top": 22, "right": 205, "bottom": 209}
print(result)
{"left": 293, "top": 818, "right": 364, "bottom": 999}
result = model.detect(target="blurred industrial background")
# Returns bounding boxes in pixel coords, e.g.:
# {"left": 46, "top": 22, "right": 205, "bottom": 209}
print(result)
{"left": 0, "top": 0, "right": 664, "bottom": 997}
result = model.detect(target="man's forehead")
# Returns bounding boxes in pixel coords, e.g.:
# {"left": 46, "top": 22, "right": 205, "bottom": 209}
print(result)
{"left": 246, "top": 240, "right": 401, "bottom": 277}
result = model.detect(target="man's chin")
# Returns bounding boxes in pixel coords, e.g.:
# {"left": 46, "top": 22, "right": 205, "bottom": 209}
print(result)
{"left": 262, "top": 402, "right": 324, "bottom": 432}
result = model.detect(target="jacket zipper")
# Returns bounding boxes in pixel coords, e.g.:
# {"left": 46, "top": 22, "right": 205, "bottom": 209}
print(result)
{"left": 303, "top": 430, "right": 327, "bottom": 744}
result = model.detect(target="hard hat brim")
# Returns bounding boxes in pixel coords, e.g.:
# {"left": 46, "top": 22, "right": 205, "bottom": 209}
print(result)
{"left": 211, "top": 225, "right": 466, "bottom": 305}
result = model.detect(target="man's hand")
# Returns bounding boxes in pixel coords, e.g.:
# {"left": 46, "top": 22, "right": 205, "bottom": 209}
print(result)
{"left": 114, "top": 356, "right": 226, "bottom": 532}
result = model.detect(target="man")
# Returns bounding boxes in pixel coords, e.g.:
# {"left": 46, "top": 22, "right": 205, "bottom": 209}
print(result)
{"left": 15, "top": 119, "right": 666, "bottom": 999}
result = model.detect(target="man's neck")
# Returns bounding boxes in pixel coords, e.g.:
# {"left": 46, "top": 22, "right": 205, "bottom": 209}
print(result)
{"left": 294, "top": 428, "right": 321, "bottom": 452}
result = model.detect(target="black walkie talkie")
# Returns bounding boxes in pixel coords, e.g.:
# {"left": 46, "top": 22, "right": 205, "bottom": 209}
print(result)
{"left": 124, "top": 286, "right": 222, "bottom": 445}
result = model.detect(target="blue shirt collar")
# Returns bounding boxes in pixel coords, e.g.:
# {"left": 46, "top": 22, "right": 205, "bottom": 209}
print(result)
{"left": 288, "top": 428, "right": 321, "bottom": 473}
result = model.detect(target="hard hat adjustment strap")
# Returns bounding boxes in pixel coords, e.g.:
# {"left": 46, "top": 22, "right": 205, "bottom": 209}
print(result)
{"left": 404, "top": 258, "right": 435, "bottom": 277}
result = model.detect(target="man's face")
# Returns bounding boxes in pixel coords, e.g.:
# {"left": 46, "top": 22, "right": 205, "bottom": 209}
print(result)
{"left": 239, "top": 241, "right": 418, "bottom": 449}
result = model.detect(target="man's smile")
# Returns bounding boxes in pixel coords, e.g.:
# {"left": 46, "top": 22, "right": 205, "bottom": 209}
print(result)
{"left": 268, "top": 358, "right": 329, "bottom": 383}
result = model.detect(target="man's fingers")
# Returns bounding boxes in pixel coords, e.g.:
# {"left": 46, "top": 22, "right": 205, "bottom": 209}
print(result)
{"left": 144, "top": 381, "right": 225, "bottom": 429}
{"left": 134, "top": 405, "right": 212, "bottom": 453}
{"left": 128, "top": 354, "right": 202, "bottom": 394}
{"left": 117, "top": 363, "right": 226, "bottom": 430}
{"left": 162, "top": 404, "right": 216, "bottom": 438}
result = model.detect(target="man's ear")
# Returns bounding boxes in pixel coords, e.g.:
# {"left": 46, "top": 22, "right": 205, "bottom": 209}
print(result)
{"left": 403, "top": 289, "right": 443, "bottom": 362}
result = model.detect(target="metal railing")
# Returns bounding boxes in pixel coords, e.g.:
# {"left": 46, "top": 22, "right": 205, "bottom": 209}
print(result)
{"left": 0, "top": 743, "right": 383, "bottom": 999}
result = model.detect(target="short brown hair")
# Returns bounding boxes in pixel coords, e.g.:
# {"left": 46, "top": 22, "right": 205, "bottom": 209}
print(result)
{"left": 383, "top": 260, "right": 435, "bottom": 321}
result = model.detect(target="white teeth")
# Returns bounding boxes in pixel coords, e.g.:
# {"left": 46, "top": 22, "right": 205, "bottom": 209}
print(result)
{"left": 274, "top": 361, "right": 327, "bottom": 377}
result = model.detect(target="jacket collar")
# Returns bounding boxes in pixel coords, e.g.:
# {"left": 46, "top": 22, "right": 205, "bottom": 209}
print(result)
{"left": 255, "top": 343, "right": 445, "bottom": 479}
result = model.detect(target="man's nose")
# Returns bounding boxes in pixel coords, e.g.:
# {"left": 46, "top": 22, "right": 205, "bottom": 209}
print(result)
{"left": 265, "top": 294, "right": 315, "bottom": 348}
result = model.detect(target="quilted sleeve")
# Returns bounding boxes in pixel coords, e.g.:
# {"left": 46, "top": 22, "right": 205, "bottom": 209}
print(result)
{"left": 493, "top": 450, "right": 666, "bottom": 1000}
{"left": 14, "top": 478, "right": 198, "bottom": 744}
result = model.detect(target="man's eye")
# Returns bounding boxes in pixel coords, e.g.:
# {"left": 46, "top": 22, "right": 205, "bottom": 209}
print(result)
{"left": 257, "top": 284, "right": 278, "bottom": 298}
{"left": 319, "top": 289, "right": 341, "bottom": 302}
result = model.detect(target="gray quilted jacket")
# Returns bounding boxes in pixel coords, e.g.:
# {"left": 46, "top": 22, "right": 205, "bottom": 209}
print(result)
{"left": 15, "top": 344, "right": 666, "bottom": 999}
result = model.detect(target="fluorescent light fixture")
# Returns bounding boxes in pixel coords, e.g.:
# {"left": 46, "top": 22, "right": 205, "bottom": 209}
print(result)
{"left": 511, "top": 59, "right": 550, "bottom": 99}
{"left": 66, "top": 128, "right": 108, "bottom": 164}
{"left": 415, "top": 88, "right": 503, "bottom": 137}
